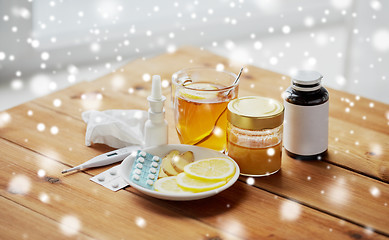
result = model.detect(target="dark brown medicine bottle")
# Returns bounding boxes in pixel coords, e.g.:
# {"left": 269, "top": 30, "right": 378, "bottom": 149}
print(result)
{"left": 283, "top": 70, "right": 329, "bottom": 160}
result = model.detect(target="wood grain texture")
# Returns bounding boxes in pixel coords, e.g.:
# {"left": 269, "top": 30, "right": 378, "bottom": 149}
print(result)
{"left": 28, "top": 46, "right": 389, "bottom": 182}
{"left": 243, "top": 150, "right": 389, "bottom": 234}
{"left": 0, "top": 139, "right": 241, "bottom": 240}
{"left": 0, "top": 139, "right": 384, "bottom": 240}
{"left": 0, "top": 197, "right": 94, "bottom": 240}
{"left": 0, "top": 46, "right": 388, "bottom": 239}
{"left": 1, "top": 102, "right": 388, "bottom": 236}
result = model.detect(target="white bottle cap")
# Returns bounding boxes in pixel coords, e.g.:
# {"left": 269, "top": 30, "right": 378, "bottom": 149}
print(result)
{"left": 291, "top": 70, "right": 322, "bottom": 91}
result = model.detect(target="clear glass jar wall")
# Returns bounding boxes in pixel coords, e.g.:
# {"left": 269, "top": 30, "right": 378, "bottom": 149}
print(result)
{"left": 226, "top": 123, "right": 283, "bottom": 176}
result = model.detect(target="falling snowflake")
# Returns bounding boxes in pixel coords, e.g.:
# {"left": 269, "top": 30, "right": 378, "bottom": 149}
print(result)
{"left": 90, "top": 42, "right": 101, "bottom": 53}
{"left": 219, "top": 219, "right": 246, "bottom": 238}
{"left": 370, "top": 0, "right": 382, "bottom": 11}
{"left": 111, "top": 75, "right": 125, "bottom": 90}
{"left": 53, "top": 99, "right": 62, "bottom": 107}
{"left": 29, "top": 74, "right": 52, "bottom": 96}
{"left": 11, "top": 79, "right": 23, "bottom": 90}
{"left": 41, "top": 52, "right": 50, "bottom": 61}
{"left": 37, "top": 123, "right": 46, "bottom": 132}
{"left": 39, "top": 192, "right": 50, "bottom": 203}
{"left": 335, "top": 75, "right": 346, "bottom": 86}
{"left": 282, "top": 25, "right": 291, "bottom": 34}
{"left": 81, "top": 92, "right": 103, "bottom": 109}
{"left": 280, "top": 200, "right": 301, "bottom": 221}
{"left": 216, "top": 63, "right": 224, "bottom": 71}
{"left": 142, "top": 73, "right": 151, "bottom": 82}
{"left": 161, "top": 79, "right": 169, "bottom": 88}
{"left": 166, "top": 44, "right": 176, "bottom": 53}
{"left": 0, "top": 51, "right": 6, "bottom": 60}
{"left": 330, "top": 0, "right": 353, "bottom": 10}
{"left": 372, "top": 29, "right": 389, "bottom": 51}
{"left": 246, "top": 177, "right": 255, "bottom": 185}
{"left": 50, "top": 126, "right": 59, "bottom": 135}
{"left": 328, "top": 178, "right": 349, "bottom": 204}
{"left": 8, "top": 174, "right": 31, "bottom": 195}
{"left": 228, "top": 48, "right": 250, "bottom": 67}
{"left": 59, "top": 215, "right": 81, "bottom": 236}
{"left": 369, "top": 186, "right": 380, "bottom": 198}
{"left": 267, "top": 148, "right": 275, "bottom": 156}
{"left": 254, "top": 41, "right": 263, "bottom": 50}
{"left": 269, "top": 57, "right": 278, "bottom": 65}
{"left": 135, "top": 216, "right": 147, "bottom": 228}
{"left": 255, "top": 0, "right": 281, "bottom": 14}
{"left": 37, "top": 169, "right": 46, "bottom": 178}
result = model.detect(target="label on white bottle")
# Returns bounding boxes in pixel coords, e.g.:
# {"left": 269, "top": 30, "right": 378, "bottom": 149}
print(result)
{"left": 283, "top": 100, "right": 329, "bottom": 155}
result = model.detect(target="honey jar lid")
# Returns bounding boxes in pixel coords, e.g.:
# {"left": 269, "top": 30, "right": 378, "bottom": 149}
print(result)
{"left": 227, "top": 96, "right": 284, "bottom": 130}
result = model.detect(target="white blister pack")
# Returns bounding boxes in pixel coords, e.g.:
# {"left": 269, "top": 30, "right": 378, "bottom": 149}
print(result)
{"left": 90, "top": 165, "right": 129, "bottom": 191}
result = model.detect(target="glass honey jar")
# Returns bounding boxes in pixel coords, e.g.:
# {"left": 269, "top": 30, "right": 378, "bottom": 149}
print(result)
{"left": 226, "top": 96, "right": 284, "bottom": 177}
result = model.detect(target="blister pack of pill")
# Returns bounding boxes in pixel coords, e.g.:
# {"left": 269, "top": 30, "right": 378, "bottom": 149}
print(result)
{"left": 130, "top": 150, "right": 161, "bottom": 190}
{"left": 90, "top": 165, "right": 128, "bottom": 192}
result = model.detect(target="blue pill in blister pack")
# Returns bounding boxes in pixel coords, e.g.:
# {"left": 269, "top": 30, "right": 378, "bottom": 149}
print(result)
{"left": 129, "top": 150, "right": 161, "bottom": 190}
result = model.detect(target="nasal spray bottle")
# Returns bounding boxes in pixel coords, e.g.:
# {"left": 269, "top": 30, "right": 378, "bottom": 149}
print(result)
{"left": 144, "top": 75, "right": 168, "bottom": 148}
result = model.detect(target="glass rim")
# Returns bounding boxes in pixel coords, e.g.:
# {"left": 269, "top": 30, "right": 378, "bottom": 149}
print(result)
{"left": 172, "top": 66, "right": 238, "bottom": 92}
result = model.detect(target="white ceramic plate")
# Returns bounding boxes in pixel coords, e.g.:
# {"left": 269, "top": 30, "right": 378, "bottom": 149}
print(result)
{"left": 119, "top": 144, "right": 240, "bottom": 201}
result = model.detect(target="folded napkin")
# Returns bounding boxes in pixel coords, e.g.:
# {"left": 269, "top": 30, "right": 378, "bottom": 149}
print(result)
{"left": 82, "top": 109, "right": 148, "bottom": 148}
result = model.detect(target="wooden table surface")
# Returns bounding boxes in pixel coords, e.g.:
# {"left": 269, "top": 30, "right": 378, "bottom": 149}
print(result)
{"left": 1, "top": 47, "right": 388, "bottom": 240}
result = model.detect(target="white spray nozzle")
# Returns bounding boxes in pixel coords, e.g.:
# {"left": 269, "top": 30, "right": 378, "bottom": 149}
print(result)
{"left": 150, "top": 75, "right": 162, "bottom": 101}
{"left": 147, "top": 75, "right": 166, "bottom": 114}
{"left": 144, "top": 75, "right": 169, "bottom": 147}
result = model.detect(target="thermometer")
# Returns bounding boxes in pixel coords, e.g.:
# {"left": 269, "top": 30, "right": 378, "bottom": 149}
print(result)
{"left": 61, "top": 145, "right": 141, "bottom": 174}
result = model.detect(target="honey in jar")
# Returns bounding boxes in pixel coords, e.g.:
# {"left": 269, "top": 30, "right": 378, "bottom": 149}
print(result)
{"left": 226, "top": 96, "right": 284, "bottom": 176}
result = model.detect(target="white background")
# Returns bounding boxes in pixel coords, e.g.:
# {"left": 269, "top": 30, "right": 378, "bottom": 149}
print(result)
{"left": 0, "top": 0, "right": 388, "bottom": 111}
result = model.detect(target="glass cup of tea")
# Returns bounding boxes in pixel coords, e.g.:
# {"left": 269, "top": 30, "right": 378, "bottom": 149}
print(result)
{"left": 172, "top": 67, "right": 239, "bottom": 151}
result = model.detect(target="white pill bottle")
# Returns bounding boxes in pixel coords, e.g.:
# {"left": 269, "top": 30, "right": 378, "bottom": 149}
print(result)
{"left": 283, "top": 70, "right": 329, "bottom": 160}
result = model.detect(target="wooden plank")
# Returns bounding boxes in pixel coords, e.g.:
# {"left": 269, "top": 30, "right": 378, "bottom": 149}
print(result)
{"left": 33, "top": 82, "right": 389, "bottom": 182}
{"left": 0, "top": 101, "right": 178, "bottom": 171}
{"left": 0, "top": 138, "right": 384, "bottom": 240}
{"left": 21, "top": 84, "right": 389, "bottom": 183}
{"left": 328, "top": 118, "right": 389, "bottom": 181}
{"left": 0, "top": 139, "right": 241, "bottom": 240}
{"left": 32, "top": 80, "right": 151, "bottom": 116}
{"left": 1, "top": 46, "right": 388, "bottom": 237}
{"left": 145, "top": 181, "right": 387, "bottom": 240}
{"left": 0, "top": 197, "right": 94, "bottom": 240}
{"left": 0, "top": 102, "right": 114, "bottom": 169}
{"left": 28, "top": 46, "right": 389, "bottom": 182}
{"left": 115, "top": 46, "right": 388, "bottom": 134}
{"left": 243, "top": 150, "right": 389, "bottom": 235}
{"left": 1, "top": 103, "right": 388, "bottom": 235}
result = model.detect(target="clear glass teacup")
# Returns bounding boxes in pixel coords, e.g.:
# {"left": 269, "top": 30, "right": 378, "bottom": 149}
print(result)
{"left": 172, "top": 67, "right": 239, "bottom": 151}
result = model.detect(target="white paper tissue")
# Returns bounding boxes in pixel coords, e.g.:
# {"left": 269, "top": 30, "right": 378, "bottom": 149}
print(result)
{"left": 82, "top": 109, "right": 148, "bottom": 148}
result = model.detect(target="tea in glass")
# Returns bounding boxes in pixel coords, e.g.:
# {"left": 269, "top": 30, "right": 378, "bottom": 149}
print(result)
{"left": 172, "top": 67, "right": 239, "bottom": 151}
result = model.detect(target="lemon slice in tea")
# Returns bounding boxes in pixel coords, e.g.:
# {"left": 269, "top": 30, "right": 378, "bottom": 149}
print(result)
{"left": 179, "top": 83, "right": 219, "bottom": 100}
{"left": 183, "top": 157, "right": 235, "bottom": 181}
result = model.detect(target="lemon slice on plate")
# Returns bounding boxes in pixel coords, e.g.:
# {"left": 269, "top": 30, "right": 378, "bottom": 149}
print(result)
{"left": 176, "top": 173, "right": 226, "bottom": 193}
{"left": 154, "top": 176, "right": 192, "bottom": 194}
{"left": 179, "top": 83, "right": 218, "bottom": 100}
{"left": 184, "top": 157, "right": 235, "bottom": 181}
